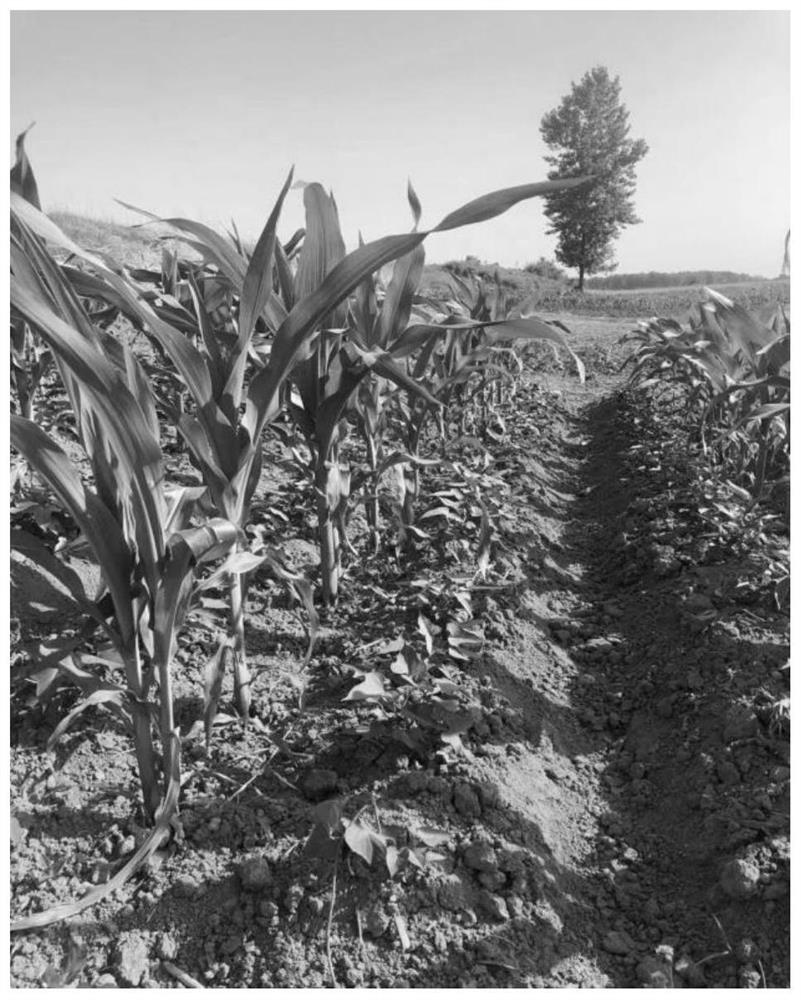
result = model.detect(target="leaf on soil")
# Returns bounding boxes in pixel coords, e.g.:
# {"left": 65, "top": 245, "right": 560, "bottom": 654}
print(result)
{"left": 419, "top": 506, "right": 456, "bottom": 521}
{"left": 344, "top": 819, "right": 388, "bottom": 866}
{"left": 447, "top": 620, "right": 484, "bottom": 660}
{"left": 417, "top": 613, "right": 439, "bottom": 654}
{"left": 385, "top": 844, "right": 400, "bottom": 877}
{"left": 389, "top": 653, "right": 410, "bottom": 677}
{"left": 413, "top": 826, "right": 450, "bottom": 848}
{"left": 10, "top": 814, "right": 28, "bottom": 846}
{"left": 343, "top": 670, "right": 389, "bottom": 702}
{"left": 393, "top": 912, "right": 411, "bottom": 951}
{"left": 46, "top": 687, "right": 129, "bottom": 751}
{"left": 377, "top": 636, "right": 406, "bottom": 655}
{"left": 454, "top": 589, "right": 473, "bottom": 615}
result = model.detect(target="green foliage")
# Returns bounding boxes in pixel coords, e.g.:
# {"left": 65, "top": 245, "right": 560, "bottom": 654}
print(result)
{"left": 11, "top": 128, "right": 52, "bottom": 422}
{"left": 540, "top": 65, "right": 648, "bottom": 290}
{"left": 10, "top": 202, "right": 240, "bottom": 826}
{"left": 305, "top": 799, "right": 449, "bottom": 879}
{"left": 523, "top": 257, "right": 566, "bottom": 281}
{"left": 623, "top": 290, "right": 790, "bottom": 503}
{"left": 586, "top": 269, "right": 768, "bottom": 291}
{"left": 8, "top": 133, "right": 591, "bottom": 932}
{"left": 10, "top": 123, "right": 41, "bottom": 209}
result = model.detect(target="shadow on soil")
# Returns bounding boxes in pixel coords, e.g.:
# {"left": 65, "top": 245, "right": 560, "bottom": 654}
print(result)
{"left": 557, "top": 391, "right": 790, "bottom": 987}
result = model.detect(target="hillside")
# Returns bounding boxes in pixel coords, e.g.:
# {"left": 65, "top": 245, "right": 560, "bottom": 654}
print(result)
{"left": 48, "top": 212, "right": 790, "bottom": 321}
{"left": 49, "top": 211, "right": 195, "bottom": 270}
{"left": 422, "top": 260, "right": 789, "bottom": 321}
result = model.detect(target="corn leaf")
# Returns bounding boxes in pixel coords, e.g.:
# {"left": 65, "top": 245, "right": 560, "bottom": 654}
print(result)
{"left": 238, "top": 167, "right": 294, "bottom": 349}
{"left": 11, "top": 734, "right": 181, "bottom": 932}
{"left": 46, "top": 687, "right": 129, "bottom": 751}
{"left": 10, "top": 125, "right": 41, "bottom": 208}
{"left": 11, "top": 193, "right": 106, "bottom": 270}
{"left": 11, "top": 416, "right": 136, "bottom": 644}
{"left": 432, "top": 176, "right": 592, "bottom": 233}
{"left": 10, "top": 276, "right": 167, "bottom": 593}
{"left": 407, "top": 179, "right": 422, "bottom": 230}
{"left": 152, "top": 519, "right": 238, "bottom": 672}
{"left": 375, "top": 245, "right": 426, "bottom": 349}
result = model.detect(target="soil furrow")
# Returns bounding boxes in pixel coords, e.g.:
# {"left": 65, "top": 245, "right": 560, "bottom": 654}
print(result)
{"left": 11, "top": 368, "right": 789, "bottom": 988}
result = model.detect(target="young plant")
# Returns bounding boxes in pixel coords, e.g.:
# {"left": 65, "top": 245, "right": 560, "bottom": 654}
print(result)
{"left": 347, "top": 199, "right": 587, "bottom": 554}
{"left": 380, "top": 301, "right": 585, "bottom": 544}
{"left": 11, "top": 208, "right": 238, "bottom": 828}
{"left": 10, "top": 129, "right": 53, "bottom": 423}
{"left": 88, "top": 173, "right": 590, "bottom": 614}
{"left": 624, "top": 290, "right": 790, "bottom": 501}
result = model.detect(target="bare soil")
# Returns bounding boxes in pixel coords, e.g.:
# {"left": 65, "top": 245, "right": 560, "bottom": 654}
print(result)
{"left": 10, "top": 323, "right": 789, "bottom": 988}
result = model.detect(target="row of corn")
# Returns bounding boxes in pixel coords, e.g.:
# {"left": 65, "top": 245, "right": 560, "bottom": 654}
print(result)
{"left": 10, "top": 128, "right": 586, "bottom": 861}
{"left": 623, "top": 291, "right": 790, "bottom": 511}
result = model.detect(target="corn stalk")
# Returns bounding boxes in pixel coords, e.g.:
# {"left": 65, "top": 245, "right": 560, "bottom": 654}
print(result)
{"left": 10, "top": 212, "right": 238, "bottom": 823}
{"left": 624, "top": 290, "right": 790, "bottom": 501}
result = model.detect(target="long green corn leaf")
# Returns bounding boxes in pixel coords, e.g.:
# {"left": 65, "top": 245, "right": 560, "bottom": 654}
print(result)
{"left": 10, "top": 125, "right": 41, "bottom": 208}
{"left": 236, "top": 167, "right": 295, "bottom": 362}
{"left": 10, "top": 275, "right": 167, "bottom": 597}
{"left": 374, "top": 245, "right": 426, "bottom": 349}
{"left": 10, "top": 416, "right": 136, "bottom": 645}
{"left": 11, "top": 733, "right": 182, "bottom": 931}
{"left": 432, "top": 177, "right": 591, "bottom": 232}
{"left": 245, "top": 174, "right": 587, "bottom": 444}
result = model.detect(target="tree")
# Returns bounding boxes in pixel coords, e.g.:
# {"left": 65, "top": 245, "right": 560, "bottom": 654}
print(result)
{"left": 540, "top": 66, "right": 648, "bottom": 291}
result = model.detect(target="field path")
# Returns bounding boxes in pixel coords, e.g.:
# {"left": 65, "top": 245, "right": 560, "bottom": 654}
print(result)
{"left": 471, "top": 367, "right": 790, "bottom": 987}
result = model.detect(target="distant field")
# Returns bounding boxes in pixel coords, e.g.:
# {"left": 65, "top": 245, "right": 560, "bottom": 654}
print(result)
{"left": 50, "top": 211, "right": 790, "bottom": 323}
{"left": 423, "top": 263, "right": 790, "bottom": 321}
{"left": 572, "top": 280, "right": 791, "bottom": 320}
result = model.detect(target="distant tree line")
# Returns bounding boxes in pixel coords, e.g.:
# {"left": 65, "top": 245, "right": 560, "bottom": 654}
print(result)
{"left": 586, "top": 270, "right": 766, "bottom": 291}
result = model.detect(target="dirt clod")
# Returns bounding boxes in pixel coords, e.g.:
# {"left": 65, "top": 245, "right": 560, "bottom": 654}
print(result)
{"left": 719, "top": 857, "right": 761, "bottom": 899}
{"left": 463, "top": 840, "right": 498, "bottom": 873}
{"left": 238, "top": 855, "right": 272, "bottom": 892}
{"left": 115, "top": 932, "right": 150, "bottom": 987}
{"left": 452, "top": 782, "right": 482, "bottom": 818}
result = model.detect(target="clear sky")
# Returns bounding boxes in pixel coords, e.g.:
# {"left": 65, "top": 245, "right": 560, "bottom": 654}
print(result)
{"left": 10, "top": 9, "right": 791, "bottom": 277}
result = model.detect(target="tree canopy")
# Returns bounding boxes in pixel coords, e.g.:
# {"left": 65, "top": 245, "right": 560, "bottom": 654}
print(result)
{"left": 540, "top": 66, "right": 648, "bottom": 291}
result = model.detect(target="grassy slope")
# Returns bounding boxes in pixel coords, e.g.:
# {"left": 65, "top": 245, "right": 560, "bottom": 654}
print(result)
{"left": 50, "top": 210, "right": 190, "bottom": 270}
{"left": 52, "top": 211, "right": 790, "bottom": 321}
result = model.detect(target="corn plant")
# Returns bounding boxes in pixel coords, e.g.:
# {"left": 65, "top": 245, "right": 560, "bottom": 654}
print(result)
{"left": 10, "top": 129, "right": 52, "bottom": 424}
{"left": 10, "top": 310, "right": 52, "bottom": 422}
{"left": 140, "top": 173, "right": 592, "bottom": 605}
{"left": 276, "top": 182, "right": 441, "bottom": 601}
{"left": 23, "top": 174, "right": 306, "bottom": 719}
{"left": 624, "top": 290, "right": 790, "bottom": 502}
{"left": 39, "top": 171, "right": 591, "bottom": 618}
{"left": 10, "top": 208, "right": 239, "bottom": 829}
{"left": 377, "top": 299, "right": 585, "bottom": 545}
{"left": 345, "top": 199, "right": 586, "bottom": 555}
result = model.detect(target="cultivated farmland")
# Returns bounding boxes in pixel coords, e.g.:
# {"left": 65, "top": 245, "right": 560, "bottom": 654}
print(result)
{"left": 10, "top": 142, "right": 790, "bottom": 988}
